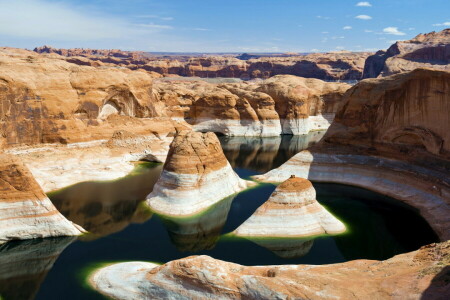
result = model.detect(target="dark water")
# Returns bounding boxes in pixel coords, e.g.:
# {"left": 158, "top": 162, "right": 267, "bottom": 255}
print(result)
{"left": 0, "top": 132, "right": 439, "bottom": 300}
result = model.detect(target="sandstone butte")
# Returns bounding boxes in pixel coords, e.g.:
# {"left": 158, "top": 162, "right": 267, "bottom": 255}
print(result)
{"left": 154, "top": 75, "right": 350, "bottom": 136}
{"left": 34, "top": 45, "right": 372, "bottom": 81}
{"left": 89, "top": 240, "right": 450, "bottom": 299}
{"left": 0, "top": 153, "right": 84, "bottom": 244}
{"left": 146, "top": 131, "right": 254, "bottom": 217}
{"left": 234, "top": 176, "right": 346, "bottom": 238}
{"left": 254, "top": 68, "right": 450, "bottom": 242}
{"left": 363, "top": 28, "right": 450, "bottom": 78}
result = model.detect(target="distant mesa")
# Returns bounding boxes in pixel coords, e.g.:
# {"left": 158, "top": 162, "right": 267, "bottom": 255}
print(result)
{"left": 233, "top": 176, "right": 346, "bottom": 238}
{"left": 146, "top": 131, "right": 254, "bottom": 217}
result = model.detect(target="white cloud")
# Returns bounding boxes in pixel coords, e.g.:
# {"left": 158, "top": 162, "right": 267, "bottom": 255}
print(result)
{"left": 316, "top": 15, "right": 331, "bottom": 20}
{"left": 192, "top": 28, "right": 211, "bottom": 31}
{"left": 364, "top": 29, "right": 373, "bottom": 33}
{"left": 383, "top": 27, "right": 405, "bottom": 36}
{"left": 356, "top": 2, "right": 372, "bottom": 7}
{"left": 0, "top": 0, "right": 171, "bottom": 42}
{"left": 322, "top": 31, "right": 329, "bottom": 34}
{"left": 432, "top": 21, "right": 450, "bottom": 26}
{"left": 343, "top": 26, "right": 352, "bottom": 30}
{"left": 355, "top": 15, "right": 372, "bottom": 20}
{"left": 335, "top": 46, "right": 345, "bottom": 50}
{"left": 331, "top": 36, "right": 345, "bottom": 40}
{"left": 136, "top": 15, "right": 174, "bottom": 21}
{"left": 310, "top": 49, "right": 320, "bottom": 52}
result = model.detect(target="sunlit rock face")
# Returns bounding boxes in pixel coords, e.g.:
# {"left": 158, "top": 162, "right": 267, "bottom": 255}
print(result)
{"left": 153, "top": 76, "right": 350, "bottom": 136}
{"left": 0, "top": 47, "right": 166, "bottom": 147}
{"left": 363, "top": 28, "right": 450, "bottom": 78}
{"left": 146, "top": 131, "right": 254, "bottom": 216}
{"left": 89, "top": 241, "right": 450, "bottom": 300}
{"left": 0, "top": 237, "right": 75, "bottom": 300}
{"left": 234, "top": 176, "right": 346, "bottom": 238}
{"left": 254, "top": 69, "right": 450, "bottom": 241}
{"left": 0, "top": 153, "right": 83, "bottom": 244}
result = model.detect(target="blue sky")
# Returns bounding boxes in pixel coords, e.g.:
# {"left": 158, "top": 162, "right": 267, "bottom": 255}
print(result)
{"left": 0, "top": 0, "right": 449, "bottom": 52}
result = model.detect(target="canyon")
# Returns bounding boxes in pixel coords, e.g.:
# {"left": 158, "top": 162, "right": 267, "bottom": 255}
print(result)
{"left": 0, "top": 28, "right": 449, "bottom": 300}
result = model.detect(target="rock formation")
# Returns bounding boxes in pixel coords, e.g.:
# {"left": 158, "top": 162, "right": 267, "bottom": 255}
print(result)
{"left": 234, "top": 176, "right": 346, "bottom": 238}
{"left": 154, "top": 76, "right": 350, "bottom": 136}
{"left": 254, "top": 69, "right": 450, "bottom": 241}
{"left": 146, "top": 131, "right": 253, "bottom": 216}
{"left": 34, "top": 46, "right": 372, "bottom": 80}
{"left": 363, "top": 28, "right": 450, "bottom": 78}
{"left": 89, "top": 240, "right": 450, "bottom": 299}
{"left": 0, "top": 153, "right": 83, "bottom": 244}
{"left": 0, "top": 47, "right": 166, "bottom": 146}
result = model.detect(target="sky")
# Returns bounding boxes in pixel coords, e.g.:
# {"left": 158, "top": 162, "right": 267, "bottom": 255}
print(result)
{"left": 0, "top": 0, "right": 449, "bottom": 53}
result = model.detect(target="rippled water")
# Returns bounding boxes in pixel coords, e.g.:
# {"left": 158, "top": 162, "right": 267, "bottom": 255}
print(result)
{"left": 0, "top": 131, "right": 439, "bottom": 300}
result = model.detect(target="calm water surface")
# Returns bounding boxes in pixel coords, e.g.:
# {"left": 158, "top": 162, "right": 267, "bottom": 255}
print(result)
{"left": 0, "top": 132, "right": 439, "bottom": 300}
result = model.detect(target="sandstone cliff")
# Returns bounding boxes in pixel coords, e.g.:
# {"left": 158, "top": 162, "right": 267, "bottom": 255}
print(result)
{"left": 89, "top": 241, "right": 450, "bottom": 299}
{"left": 254, "top": 69, "right": 450, "bottom": 241}
{"left": 234, "top": 176, "right": 346, "bottom": 238}
{"left": 363, "top": 28, "right": 450, "bottom": 78}
{"left": 0, "top": 47, "right": 166, "bottom": 146}
{"left": 34, "top": 46, "right": 371, "bottom": 80}
{"left": 0, "top": 153, "right": 83, "bottom": 244}
{"left": 154, "top": 76, "right": 350, "bottom": 136}
{"left": 146, "top": 131, "right": 253, "bottom": 216}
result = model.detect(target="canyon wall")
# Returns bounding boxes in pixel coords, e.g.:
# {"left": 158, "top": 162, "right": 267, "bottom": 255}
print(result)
{"left": 34, "top": 46, "right": 371, "bottom": 81}
{"left": 0, "top": 47, "right": 167, "bottom": 146}
{"left": 255, "top": 69, "right": 450, "bottom": 241}
{"left": 363, "top": 28, "right": 450, "bottom": 78}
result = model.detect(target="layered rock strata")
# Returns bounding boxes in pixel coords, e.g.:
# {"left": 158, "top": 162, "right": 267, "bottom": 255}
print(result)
{"left": 34, "top": 46, "right": 372, "bottom": 80}
{"left": 234, "top": 176, "right": 346, "bottom": 238}
{"left": 89, "top": 241, "right": 450, "bottom": 299}
{"left": 363, "top": 28, "right": 450, "bottom": 78}
{"left": 0, "top": 153, "right": 83, "bottom": 244}
{"left": 154, "top": 75, "right": 350, "bottom": 136}
{"left": 254, "top": 69, "right": 450, "bottom": 241}
{"left": 146, "top": 131, "right": 253, "bottom": 216}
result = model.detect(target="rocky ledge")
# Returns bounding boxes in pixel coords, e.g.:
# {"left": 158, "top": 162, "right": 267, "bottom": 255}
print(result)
{"left": 146, "top": 131, "right": 254, "bottom": 216}
{"left": 0, "top": 153, "right": 84, "bottom": 244}
{"left": 233, "top": 176, "right": 346, "bottom": 238}
{"left": 89, "top": 240, "right": 450, "bottom": 299}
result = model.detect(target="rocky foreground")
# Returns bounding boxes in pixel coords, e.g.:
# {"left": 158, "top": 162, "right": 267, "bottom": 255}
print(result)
{"left": 90, "top": 240, "right": 450, "bottom": 299}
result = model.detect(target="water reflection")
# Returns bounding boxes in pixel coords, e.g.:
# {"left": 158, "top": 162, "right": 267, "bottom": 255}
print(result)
{"left": 248, "top": 238, "right": 314, "bottom": 259}
{"left": 159, "top": 196, "right": 235, "bottom": 252}
{"left": 0, "top": 237, "right": 74, "bottom": 300}
{"left": 219, "top": 131, "right": 325, "bottom": 173}
{"left": 48, "top": 162, "right": 162, "bottom": 239}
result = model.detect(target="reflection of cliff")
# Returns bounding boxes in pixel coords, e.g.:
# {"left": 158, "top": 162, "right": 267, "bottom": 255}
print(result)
{"left": 250, "top": 238, "right": 314, "bottom": 259}
{"left": 0, "top": 237, "right": 74, "bottom": 300}
{"left": 220, "top": 131, "right": 325, "bottom": 172}
{"left": 159, "top": 196, "right": 235, "bottom": 252}
{"left": 49, "top": 163, "right": 162, "bottom": 238}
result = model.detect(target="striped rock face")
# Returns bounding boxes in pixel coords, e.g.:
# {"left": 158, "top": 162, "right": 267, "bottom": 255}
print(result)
{"left": 0, "top": 154, "right": 83, "bottom": 244}
{"left": 146, "top": 131, "right": 253, "bottom": 216}
{"left": 234, "top": 176, "right": 346, "bottom": 238}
